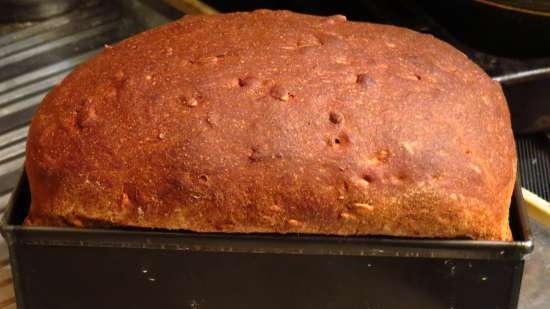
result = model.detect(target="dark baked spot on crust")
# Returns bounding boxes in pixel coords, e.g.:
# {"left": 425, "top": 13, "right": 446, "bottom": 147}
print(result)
{"left": 329, "top": 131, "right": 351, "bottom": 147}
{"left": 123, "top": 183, "right": 149, "bottom": 205}
{"left": 249, "top": 147, "right": 260, "bottom": 162}
{"left": 167, "top": 178, "right": 186, "bottom": 191}
{"left": 362, "top": 173, "right": 374, "bottom": 183}
{"left": 329, "top": 111, "right": 344, "bottom": 124}
{"left": 374, "top": 149, "right": 390, "bottom": 163}
{"left": 316, "top": 33, "right": 346, "bottom": 49}
{"left": 238, "top": 76, "right": 260, "bottom": 88}
{"left": 356, "top": 74, "right": 376, "bottom": 87}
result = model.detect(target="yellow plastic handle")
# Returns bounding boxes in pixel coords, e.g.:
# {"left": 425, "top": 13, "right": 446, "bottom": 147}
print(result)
{"left": 522, "top": 187, "right": 550, "bottom": 228}
{"left": 163, "top": 0, "right": 219, "bottom": 15}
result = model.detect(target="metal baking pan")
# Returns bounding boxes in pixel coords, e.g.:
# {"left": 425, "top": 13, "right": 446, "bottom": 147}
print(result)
{"left": 0, "top": 171, "right": 534, "bottom": 309}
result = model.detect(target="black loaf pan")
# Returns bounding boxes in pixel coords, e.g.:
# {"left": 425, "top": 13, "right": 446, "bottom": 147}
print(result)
{"left": 0, "top": 171, "right": 534, "bottom": 309}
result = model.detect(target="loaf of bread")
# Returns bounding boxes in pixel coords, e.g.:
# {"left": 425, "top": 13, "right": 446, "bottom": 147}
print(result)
{"left": 24, "top": 10, "right": 516, "bottom": 240}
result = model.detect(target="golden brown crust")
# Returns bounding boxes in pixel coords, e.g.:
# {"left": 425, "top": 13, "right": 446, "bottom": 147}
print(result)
{"left": 24, "top": 10, "right": 515, "bottom": 240}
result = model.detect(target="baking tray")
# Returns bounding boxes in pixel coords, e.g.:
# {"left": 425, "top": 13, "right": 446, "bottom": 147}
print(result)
{"left": 0, "top": 171, "right": 534, "bottom": 309}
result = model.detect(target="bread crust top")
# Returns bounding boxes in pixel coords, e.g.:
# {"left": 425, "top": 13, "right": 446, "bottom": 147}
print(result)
{"left": 24, "top": 10, "right": 516, "bottom": 240}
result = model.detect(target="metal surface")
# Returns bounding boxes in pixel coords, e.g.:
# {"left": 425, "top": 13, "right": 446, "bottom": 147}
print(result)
{"left": 0, "top": 219, "right": 541, "bottom": 308}
{"left": 0, "top": 0, "right": 80, "bottom": 21}
{"left": 517, "top": 135, "right": 550, "bottom": 201}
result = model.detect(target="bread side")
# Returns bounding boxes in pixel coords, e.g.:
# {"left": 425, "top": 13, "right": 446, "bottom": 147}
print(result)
{"left": 24, "top": 10, "right": 516, "bottom": 240}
